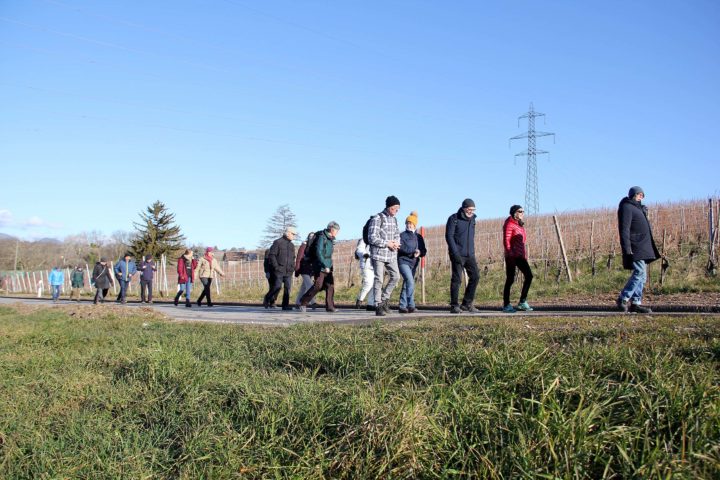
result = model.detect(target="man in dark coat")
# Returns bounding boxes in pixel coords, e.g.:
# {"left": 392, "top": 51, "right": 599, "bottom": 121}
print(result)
{"left": 445, "top": 198, "right": 480, "bottom": 313}
{"left": 263, "top": 227, "right": 297, "bottom": 310}
{"left": 617, "top": 186, "right": 660, "bottom": 313}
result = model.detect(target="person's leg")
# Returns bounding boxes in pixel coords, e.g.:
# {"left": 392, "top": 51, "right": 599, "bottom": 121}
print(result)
{"left": 620, "top": 260, "right": 645, "bottom": 303}
{"left": 94, "top": 288, "right": 101, "bottom": 304}
{"left": 629, "top": 260, "right": 647, "bottom": 305}
{"left": 174, "top": 284, "right": 183, "bottom": 305}
{"left": 205, "top": 278, "right": 213, "bottom": 306}
{"left": 398, "top": 263, "right": 412, "bottom": 309}
{"left": 300, "top": 272, "right": 324, "bottom": 306}
{"left": 101, "top": 288, "right": 109, "bottom": 302}
{"left": 450, "top": 257, "right": 463, "bottom": 307}
{"left": 462, "top": 256, "right": 480, "bottom": 307}
{"left": 184, "top": 280, "right": 193, "bottom": 306}
{"left": 405, "top": 265, "right": 416, "bottom": 309}
{"left": 382, "top": 258, "right": 400, "bottom": 302}
{"left": 324, "top": 273, "right": 335, "bottom": 311}
{"left": 265, "top": 275, "right": 282, "bottom": 307}
{"left": 372, "top": 259, "right": 386, "bottom": 307}
{"left": 516, "top": 258, "right": 534, "bottom": 303}
{"left": 140, "top": 281, "right": 147, "bottom": 303}
{"left": 281, "top": 275, "right": 291, "bottom": 309}
{"left": 358, "top": 262, "right": 374, "bottom": 302}
{"left": 147, "top": 281, "right": 153, "bottom": 302}
{"left": 198, "top": 278, "right": 208, "bottom": 305}
{"left": 503, "top": 258, "right": 516, "bottom": 307}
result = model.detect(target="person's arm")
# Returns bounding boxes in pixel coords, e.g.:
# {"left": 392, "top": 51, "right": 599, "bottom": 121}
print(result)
{"left": 418, "top": 234, "right": 427, "bottom": 258}
{"left": 618, "top": 203, "right": 633, "bottom": 255}
{"left": 503, "top": 221, "right": 513, "bottom": 253}
{"left": 267, "top": 241, "right": 280, "bottom": 271}
{"left": 316, "top": 235, "right": 331, "bottom": 272}
{"left": 295, "top": 244, "right": 306, "bottom": 274}
{"left": 213, "top": 259, "right": 224, "bottom": 277}
{"left": 445, "top": 215, "right": 459, "bottom": 258}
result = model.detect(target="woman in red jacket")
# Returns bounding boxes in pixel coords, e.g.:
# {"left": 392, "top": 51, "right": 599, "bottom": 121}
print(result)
{"left": 174, "top": 249, "right": 198, "bottom": 307}
{"left": 502, "top": 205, "right": 534, "bottom": 312}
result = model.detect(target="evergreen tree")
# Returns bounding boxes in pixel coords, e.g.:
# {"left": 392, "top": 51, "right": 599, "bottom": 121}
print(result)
{"left": 129, "top": 201, "right": 186, "bottom": 260}
{"left": 259, "top": 204, "right": 298, "bottom": 248}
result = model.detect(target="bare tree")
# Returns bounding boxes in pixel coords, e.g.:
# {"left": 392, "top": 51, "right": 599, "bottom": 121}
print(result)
{"left": 259, "top": 204, "right": 298, "bottom": 249}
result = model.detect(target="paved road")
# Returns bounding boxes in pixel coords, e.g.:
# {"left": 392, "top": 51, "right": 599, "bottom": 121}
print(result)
{"left": 2, "top": 297, "right": 717, "bottom": 327}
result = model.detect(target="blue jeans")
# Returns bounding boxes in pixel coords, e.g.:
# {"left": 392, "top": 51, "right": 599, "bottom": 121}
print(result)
{"left": 179, "top": 280, "right": 192, "bottom": 298}
{"left": 620, "top": 260, "right": 647, "bottom": 305}
{"left": 51, "top": 285, "right": 61, "bottom": 300}
{"left": 398, "top": 263, "right": 416, "bottom": 309}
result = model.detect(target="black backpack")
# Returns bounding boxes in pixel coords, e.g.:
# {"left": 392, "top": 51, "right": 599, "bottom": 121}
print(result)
{"left": 362, "top": 215, "right": 384, "bottom": 245}
{"left": 303, "top": 231, "right": 324, "bottom": 263}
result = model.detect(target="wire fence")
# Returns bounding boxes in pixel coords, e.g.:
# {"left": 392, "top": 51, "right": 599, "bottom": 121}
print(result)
{"left": 2, "top": 199, "right": 717, "bottom": 297}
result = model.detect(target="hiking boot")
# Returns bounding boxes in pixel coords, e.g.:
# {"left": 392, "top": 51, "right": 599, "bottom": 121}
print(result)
{"left": 616, "top": 297, "right": 629, "bottom": 313}
{"left": 408, "top": 307, "right": 415, "bottom": 313}
{"left": 398, "top": 308, "right": 409, "bottom": 314}
{"left": 185, "top": 302, "right": 192, "bottom": 308}
{"left": 450, "top": 305, "right": 462, "bottom": 314}
{"left": 516, "top": 301, "right": 534, "bottom": 312}
{"left": 355, "top": 299, "right": 362, "bottom": 309}
{"left": 460, "top": 304, "right": 479, "bottom": 313}
{"left": 383, "top": 301, "right": 391, "bottom": 313}
{"left": 376, "top": 303, "right": 387, "bottom": 316}
{"left": 502, "top": 304, "right": 516, "bottom": 313}
{"left": 197, "top": 299, "right": 202, "bottom": 307}
{"left": 366, "top": 305, "right": 376, "bottom": 312}
{"left": 629, "top": 304, "right": 653, "bottom": 314}
{"left": 174, "top": 294, "right": 180, "bottom": 306}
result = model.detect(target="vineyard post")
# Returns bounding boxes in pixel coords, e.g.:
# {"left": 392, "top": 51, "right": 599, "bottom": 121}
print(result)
{"left": 553, "top": 215, "right": 573, "bottom": 282}
{"left": 708, "top": 198, "right": 717, "bottom": 275}
{"left": 420, "top": 226, "right": 426, "bottom": 304}
{"left": 660, "top": 229, "right": 667, "bottom": 286}
{"left": 110, "top": 261, "right": 117, "bottom": 295}
{"left": 590, "top": 219, "right": 596, "bottom": 276}
{"left": 347, "top": 253, "right": 354, "bottom": 288}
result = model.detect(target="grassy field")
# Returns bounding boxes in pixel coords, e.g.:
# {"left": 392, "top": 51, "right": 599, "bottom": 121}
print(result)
{"left": 1, "top": 304, "right": 719, "bottom": 478}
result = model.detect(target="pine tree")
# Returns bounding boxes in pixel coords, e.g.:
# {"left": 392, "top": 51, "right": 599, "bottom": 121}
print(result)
{"left": 259, "top": 204, "right": 298, "bottom": 248}
{"left": 129, "top": 201, "right": 186, "bottom": 260}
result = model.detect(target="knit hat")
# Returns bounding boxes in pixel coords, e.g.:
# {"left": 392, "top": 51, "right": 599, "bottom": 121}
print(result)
{"left": 145, "top": 254, "right": 153, "bottom": 261}
{"left": 100, "top": 257, "right": 107, "bottom": 262}
{"left": 385, "top": 195, "right": 401, "bottom": 208}
{"left": 405, "top": 211, "right": 418, "bottom": 228}
{"left": 205, "top": 247, "right": 214, "bottom": 253}
{"left": 462, "top": 198, "right": 475, "bottom": 208}
{"left": 510, "top": 205, "right": 523, "bottom": 216}
{"left": 628, "top": 186, "right": 644, "bottom": 198}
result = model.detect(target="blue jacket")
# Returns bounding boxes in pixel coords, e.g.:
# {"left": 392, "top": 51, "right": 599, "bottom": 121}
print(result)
{"left": 445, "top": 208, "right": 476, "bottom": 258}
{"left": 49, "top": 269, "right": 64, "bottom": 286}
{"left": 139, "top": 260, "right": 156, "bottom": 281}
{"left": 398, "top": 230, "right": 427, "bottom": 269}
{"left": 114, "top": 259, "right": 137, "bottom": 280}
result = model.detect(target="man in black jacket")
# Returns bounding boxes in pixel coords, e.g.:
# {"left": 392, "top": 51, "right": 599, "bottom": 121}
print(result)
{"left": 617, "top": 186, "right": 660, "bottom": 313}
{"left": 445, "top": 198, "right": 480, "bottom": 314}
{"left": 264, "top": 227, "right": 297, "bottom": 310}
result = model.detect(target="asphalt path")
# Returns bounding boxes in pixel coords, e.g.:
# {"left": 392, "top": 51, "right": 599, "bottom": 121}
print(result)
{"left": 2, "top": 296, "right": 718, "bottom": 327}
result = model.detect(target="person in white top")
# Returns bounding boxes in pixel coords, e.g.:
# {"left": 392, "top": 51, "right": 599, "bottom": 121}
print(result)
{"left": 354, "top": 238, "right": 375, "bottom": 310}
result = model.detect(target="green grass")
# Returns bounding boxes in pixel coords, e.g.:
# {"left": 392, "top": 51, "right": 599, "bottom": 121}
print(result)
{"left": 1, "top": 305, "right": 719, "bottom": 478}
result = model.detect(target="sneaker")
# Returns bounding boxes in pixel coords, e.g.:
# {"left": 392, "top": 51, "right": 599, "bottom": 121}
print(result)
{"left": 408, "top": 307, "right": 415, "bottom": 313}
{"left": 616, "top": 297, "right": 629, "bottom": 313}
{"left": 460, "top": 305, "right": 479, "bottom": 313}
{"left": 629, "top": 304, "right": 653, "bottom": 314}
{"left": 398, "top": 308, "right": 409, "bottom": 314}
{"left": 376, "top": 305, "right": 387, "bottom": 316}
{"left": 383, "top": 301, "right": 391, "bottom": 313}
{"left": 450, "top": 305, "right": 462, "bottom": 314}
{"left": 502, "top": 304, "right": 516, "bottom": 313}
{"left": 516, "top": 301, "right": 534, "bottom": 312}
{"left": 298, "top": 305, "right": 307, "bottom": 312}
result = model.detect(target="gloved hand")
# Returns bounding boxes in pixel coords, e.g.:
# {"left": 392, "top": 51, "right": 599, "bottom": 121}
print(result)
{"left": 622, "top": 253, "right": 634, "bottom": 270}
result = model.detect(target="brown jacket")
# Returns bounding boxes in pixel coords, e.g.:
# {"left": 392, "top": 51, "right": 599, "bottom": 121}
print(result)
{"left": 195, "top": 255, "right": 224, "bottom": 279}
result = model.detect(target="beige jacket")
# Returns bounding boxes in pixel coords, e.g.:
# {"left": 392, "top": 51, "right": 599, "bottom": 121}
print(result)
{"left": 195, "top": 255, "right": 224, "bottom": 279}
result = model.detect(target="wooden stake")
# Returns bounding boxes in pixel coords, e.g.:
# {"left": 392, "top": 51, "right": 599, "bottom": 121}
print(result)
{"left": 553, "top": 215, "right": 573, "bottom": 282}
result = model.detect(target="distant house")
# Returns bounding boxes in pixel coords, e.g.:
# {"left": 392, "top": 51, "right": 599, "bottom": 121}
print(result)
{"left": 223, "top": 250, "right": 259, "bottom": 265}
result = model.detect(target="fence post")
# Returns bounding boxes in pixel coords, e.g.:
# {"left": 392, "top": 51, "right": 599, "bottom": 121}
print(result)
{"left": 553, "top": 215, "right": 573, "bottom": 282}
{"left": 708, "top": 198, "right": 717, "bottom": 275}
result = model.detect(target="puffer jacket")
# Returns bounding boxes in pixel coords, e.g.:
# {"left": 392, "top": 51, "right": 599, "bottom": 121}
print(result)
{"left": 445, "top": 208, "right": 476, "bottom": 258}
{"left": 503, "top": 216, "right": 527, "bottom": 259}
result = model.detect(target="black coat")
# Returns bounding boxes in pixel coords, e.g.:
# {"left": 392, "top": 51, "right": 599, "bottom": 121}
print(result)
{"left": 618, "top": 197, "right": 660, "bottom": 268}
{"left": 445, "top": 208, "right": 476, "bottom": 258}
{"left": 92, "top": 262, "right": 113, "bottom": 289}
{"left": 268, "top": 236, "right": 296, "bottom": 276}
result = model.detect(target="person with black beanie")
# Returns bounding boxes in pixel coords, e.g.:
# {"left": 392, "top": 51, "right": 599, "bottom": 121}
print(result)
{"left": 502, "top": 205, "right": 534, "bottom": 312}
{"left": 445, "top": 198, "right": 480, "bottom": 313}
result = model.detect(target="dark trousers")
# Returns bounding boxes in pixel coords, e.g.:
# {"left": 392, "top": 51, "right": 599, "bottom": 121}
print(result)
{"left": 300, "top": 271, "right": 335, "bottom": 310}
{"left": 503, "top": 257, "right": 533, "bottom": 306}
{"left": 117, "top": 279, "right": 130, "bottom": 302}
{"left": 197, "top": 277, "right": 213, "bottom": 305}
{"left": 140, "top": 280, "right": 153, "bottom": 302}
{"left": 265, "top": 274, "right": 292, "bottom": 308}
{"left": 94, "top": 288, "right": 109, "bottom": 303}
{"left": 450, "top": 255, "right": 480, "bottom": 307}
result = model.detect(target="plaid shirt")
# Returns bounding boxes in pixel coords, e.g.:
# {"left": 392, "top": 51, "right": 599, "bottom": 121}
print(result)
{"left": 368, "top": 209, "right": 400, "bottom": 262}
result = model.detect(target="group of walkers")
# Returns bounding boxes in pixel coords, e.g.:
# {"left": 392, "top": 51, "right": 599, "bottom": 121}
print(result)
{"left": 50, "top": 186, "right": 659, "bottom": 314}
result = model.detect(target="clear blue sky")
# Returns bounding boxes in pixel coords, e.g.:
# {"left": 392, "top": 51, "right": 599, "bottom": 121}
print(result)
{"left": 1, "top": 0, "right": 718, "bottom": 249}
